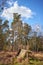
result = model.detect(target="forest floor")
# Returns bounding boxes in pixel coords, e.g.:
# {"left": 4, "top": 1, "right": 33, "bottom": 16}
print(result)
{"left": 0, "top": 51, "right": 43, "bottom": 65}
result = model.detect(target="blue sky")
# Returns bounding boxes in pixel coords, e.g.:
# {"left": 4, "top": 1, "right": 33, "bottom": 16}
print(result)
{"left": 17, "top": 0, "right": 43, "bottom": 30}
{"left": 0, "top": 0, "right": 43, "bottom": 32}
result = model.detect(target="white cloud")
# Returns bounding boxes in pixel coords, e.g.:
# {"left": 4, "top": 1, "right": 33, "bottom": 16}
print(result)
{"left": 7, "top": 0, "right": 14, "bottom": 6}
{"left": 33, "top": 24, "right": 41, "bottom": 32}
{"left": 1, "top": 1, "right": 34, "bottom": 20}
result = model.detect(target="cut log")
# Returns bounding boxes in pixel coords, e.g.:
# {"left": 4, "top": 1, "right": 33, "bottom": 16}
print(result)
{"left": 17, "top": 49, "right": 27, "bottom": 59}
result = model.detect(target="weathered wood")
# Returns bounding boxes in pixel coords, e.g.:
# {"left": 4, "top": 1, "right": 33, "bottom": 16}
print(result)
{"left": 17, "top": 49, "right": 27, "bottom": 59}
